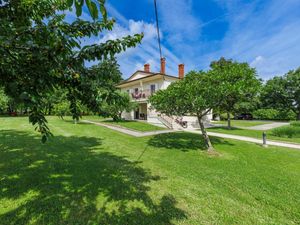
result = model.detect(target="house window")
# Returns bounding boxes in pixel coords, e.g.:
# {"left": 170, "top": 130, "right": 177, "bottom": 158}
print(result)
{"left": 127, "top": 89, "right": 130, "bottom": 93}
{"left": 150, "top": 84, "right": 156, "bottom": 94}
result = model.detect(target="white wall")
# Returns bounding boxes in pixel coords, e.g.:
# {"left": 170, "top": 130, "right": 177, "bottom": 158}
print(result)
{"left": 121, "top": 110, "right": 134, "bottom": 120}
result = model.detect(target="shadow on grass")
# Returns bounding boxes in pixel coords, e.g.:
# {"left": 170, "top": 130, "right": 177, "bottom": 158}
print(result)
{"left": 0, "top": 130, "right": 186, "bottom": 225}
{"left": 208, "top": 127, "right": 244, "bottom": 131}
{"left": 147, "top": 132, "right": 233, "bottom": 152}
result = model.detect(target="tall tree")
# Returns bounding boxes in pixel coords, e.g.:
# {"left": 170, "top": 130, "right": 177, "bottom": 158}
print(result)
{"left": 78, "top": 58, "right": 123, "bottom": 113}
{"left": 210, "top": 58, "right": 261, "bottom": 129}
{"left": 150, "top": 71, "right": 225, "bottom": 151}
{"left": 100, "top": 90, "right": 137, "bottom": 121}
{"left": 261, "top": 68, "right": 300, "bottom": 120}
{"left": 0, "top": 0, "right": 142, "bottom": 142}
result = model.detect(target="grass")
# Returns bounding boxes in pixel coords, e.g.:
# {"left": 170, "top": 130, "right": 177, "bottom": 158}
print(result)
{"left": 1, "top": 117, "right": 300, "bottom": 224}
{"left": 211, "top": 120, "right": 272, "bottom": 127}
{"left": 208, "top": 124, "right": 300, "bottom": 144}
{"left": 84, "top": 116, "right": 166, "bottom": 132}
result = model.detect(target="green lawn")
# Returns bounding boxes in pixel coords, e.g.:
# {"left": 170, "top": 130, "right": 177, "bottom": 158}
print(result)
{"left": 208, "top": 126, "right": 300, "bottom": 144}
{"left": 211, "top": 120, "right": 272, "bottom": 127}
{"left": 84, "top": 116, "right": 166, "bottom": 132}
{"left": 1, "top": 117, "right": 300, "bottom": 224}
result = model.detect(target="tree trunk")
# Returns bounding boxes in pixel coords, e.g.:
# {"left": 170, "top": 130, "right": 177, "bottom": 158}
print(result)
{"left": 112, "top": 115, "right": 119, "bottom": 121}
{"left": 197, "top": 114, "right": 214, "bottom": 151}
{"left": 227, "top": 112, "right": 231, "bottom": 129}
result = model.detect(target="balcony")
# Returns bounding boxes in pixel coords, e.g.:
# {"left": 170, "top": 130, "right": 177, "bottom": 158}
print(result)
{"left": 130, "top": 89, "right": 155, "bottom": 100}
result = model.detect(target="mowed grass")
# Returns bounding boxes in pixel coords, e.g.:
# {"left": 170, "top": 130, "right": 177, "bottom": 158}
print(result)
{"left": 211, "top": 120, "right": 272, "bottom": 127}
{"left": 84, "top": 116, "right": 166, "bottom": 132}
{"left": 208, "top": 125, "right": 300, "bottom": 144}
{"left": 1, "top": 117, "right": 300, "bottom": 224}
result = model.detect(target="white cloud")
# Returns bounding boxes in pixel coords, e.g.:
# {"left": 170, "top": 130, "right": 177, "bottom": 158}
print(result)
{"left": 200, "top": 0, "right": 300, "bottom": 79}
{"left": 250, "top": 56, "right": 265, "bottom": 67}
{"left": 90, "top": 0, "right": 300, "bottom": 80}
{"left": 98, "top": 4, "right": 182, "bottom": 78}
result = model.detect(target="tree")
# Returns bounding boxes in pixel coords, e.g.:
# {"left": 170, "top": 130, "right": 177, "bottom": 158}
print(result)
{"left": 82, "top": 59, "right": 137, "bottom": 121}
{"left": 0, "top": 0, "right": 143, "bottom": 142}
{"left": 210, "top": 58, "right": 261, "bottom": 129}
{"left": 100, "top": 91, "right": 137, "bottom": 121}
{"left": 150, "top": 71, "right": 225, "bottom": 151}
{"left": 261, "top": 68, "right": 300, "bottom": 120}
{"left": 78, "top": 58, "right": 123, "bottom": 113}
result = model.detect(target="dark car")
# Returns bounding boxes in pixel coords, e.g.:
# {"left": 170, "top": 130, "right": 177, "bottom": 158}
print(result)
{"left": 236, "top": 113, "right": 253, "bottom": 120}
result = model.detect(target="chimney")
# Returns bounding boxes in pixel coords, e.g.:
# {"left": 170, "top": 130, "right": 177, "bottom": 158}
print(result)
{"left": 178, "top": 64, "right": 184, "bottom": 79}
{"left": 160, "top": 58, "right": 166, "bottom": 74}
{"left": 144, "top": 63, "right": 150, "bottom": 72}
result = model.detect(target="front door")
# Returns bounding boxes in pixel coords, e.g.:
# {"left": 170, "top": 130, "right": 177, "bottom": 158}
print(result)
{"left": 135, "top": 108, "right": 139, "bottom": 119}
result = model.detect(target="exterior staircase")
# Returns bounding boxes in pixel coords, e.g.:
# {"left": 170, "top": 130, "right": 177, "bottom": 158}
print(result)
{"left": 157, "top": 114, "right": 183, "bottom": 130}
{"left": 157, "top": 114, "right": 174, "bottom": 129}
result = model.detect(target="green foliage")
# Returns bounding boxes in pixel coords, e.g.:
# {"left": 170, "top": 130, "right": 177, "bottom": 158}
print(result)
{"left": 261, "top": 68, "right": 300, "bottom": 120}
{"left": 210, "top": 57, "right": 261, "bottom": 127}
{"left": 79, "top": 59, "right": 123, "bottom": 112}
{"left": 150, "top": 70, "right": 226, "bottom": 150}
{"left": 272, "top": 126, "right": 300, "bottom": 138}
{"left": 253, "top": 109, "right": 296, "bottom": 120}
{"left": 220, "top": 113, "right": 234, "bottom": 120}
{"left": 100, "top": 91, "right": 137, "bottom": 121}
{"left": 0, "top": 1, "right": 143, "bottom": 141}
{"left": 0, "top": 88, "right": 9, "bottom": 112}
{"left": 53, "top": 101, "right": 71, "bottom": 118}
{"left": 291, "top": 121, "right": 300, "bottom": 127}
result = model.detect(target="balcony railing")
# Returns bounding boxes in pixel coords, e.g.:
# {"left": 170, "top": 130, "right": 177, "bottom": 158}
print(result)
{"left": 130, "top": 89, "right": 155, "bottom": 100}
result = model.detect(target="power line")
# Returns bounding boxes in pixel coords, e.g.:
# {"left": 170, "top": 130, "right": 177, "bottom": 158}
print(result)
{"left": 154, "top": 0, "right": 162, "bottom": 59}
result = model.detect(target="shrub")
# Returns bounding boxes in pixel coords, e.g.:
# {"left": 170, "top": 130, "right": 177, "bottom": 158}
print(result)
{"left": 220, "top": 113, "right": 234, "bottom": 120}
{"left": 272, "top": 126, "right": 300, "bottom": 138}
{"left": 53, "top": 101, "right": 71, "bottom": 118}
{"left": 279, "top": 110, "right": 297, "bottom": 121}
{"left": 253, "top": 109, "right": 296, "bottom": 120}
{"left": 253, "top": 109, "right": 278, "bottom": 120}
{"left": 291, "top": 121, "right": 300, "bottom": 127}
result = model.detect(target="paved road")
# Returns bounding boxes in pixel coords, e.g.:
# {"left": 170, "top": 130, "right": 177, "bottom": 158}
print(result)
{"left": 246, "top": 122, "right": 290, "bottom": 130}
{"left": 187, "top": 130, "right": 300, "bottom": 150}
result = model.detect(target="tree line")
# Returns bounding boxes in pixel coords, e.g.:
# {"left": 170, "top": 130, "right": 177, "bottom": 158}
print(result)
{"left": 0, "top": 59, "right": 136, "bottom": 121}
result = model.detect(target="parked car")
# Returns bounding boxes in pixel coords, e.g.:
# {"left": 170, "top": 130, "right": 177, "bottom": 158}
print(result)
{"left": 235, "top": 113, "right": 253, "bottom": 120}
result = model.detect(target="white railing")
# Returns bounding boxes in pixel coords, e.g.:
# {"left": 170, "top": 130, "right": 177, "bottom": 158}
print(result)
{"left": 158, "top": 114, "right": 173, "bottom": 129}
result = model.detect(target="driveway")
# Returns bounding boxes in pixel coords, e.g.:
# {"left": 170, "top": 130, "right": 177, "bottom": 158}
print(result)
{"left": 246, "top": 122, "right": 290, "bottom": 130}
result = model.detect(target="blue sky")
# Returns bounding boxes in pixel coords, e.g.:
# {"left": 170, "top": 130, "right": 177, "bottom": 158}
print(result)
{"left": 77, "top": 0, "right": 300, "bottom": 80}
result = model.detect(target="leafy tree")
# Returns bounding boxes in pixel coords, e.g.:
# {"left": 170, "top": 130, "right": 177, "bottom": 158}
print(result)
{"left": 210, "top": 58, "right": 261, "bottom": 128}
{"left": 150, "top": 71, "right": 225, "bottom": 151}
{"left": 53, "top": 101, "right": 71, "bottom": 120}
{"left": 100, "top": 91, "right": 137, "bottom": 121}
{"left": 261, "top": 68, "right": 300, "bottom": 120}
{"left": 78, "top": 58, "right": 123, "bottom": 113}
{"left": 0, "top": 0, "right": 142, "bottom": 142}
